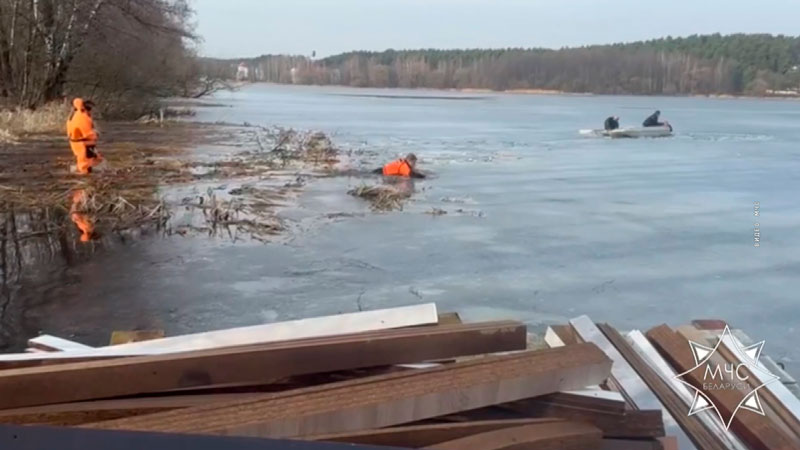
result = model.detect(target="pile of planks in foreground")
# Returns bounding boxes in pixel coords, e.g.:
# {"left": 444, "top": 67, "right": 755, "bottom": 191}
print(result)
{"left": 0, "top": 303, "right": 675, "bottom": 450}
{"left": 545, "top": 316, "right": 800, "bottom": 450}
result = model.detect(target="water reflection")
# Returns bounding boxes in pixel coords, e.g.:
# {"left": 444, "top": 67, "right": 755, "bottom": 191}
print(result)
{"left": 0, "top": 188, "right": 107, "bottom": 350}
{"left": 70, "top": 189, "right": 98, "bottom": 243}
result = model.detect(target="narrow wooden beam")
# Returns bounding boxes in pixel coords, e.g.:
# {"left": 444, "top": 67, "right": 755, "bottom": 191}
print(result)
{"left": 503, "top": 398, "right": 664, "bottom": 438}
{"left": 84, "top": 344, "right": 613, "bottom": 438}
{"left": 0, "top": 424, "right": 399, "bottom": 450}
{"left": 309, "top": 418, "right": 563, "bottom": 448}
{"left": 0, "top": 303, "right": 440, "bottom": 366}
{"left": 0, "top": 321, "right": 527, "bottom": 410}
{"left": 424, "top": 421, "right": 602, "bottom": 450}
{"left": 646, "top": 324, "right": 797, "bottom": 450}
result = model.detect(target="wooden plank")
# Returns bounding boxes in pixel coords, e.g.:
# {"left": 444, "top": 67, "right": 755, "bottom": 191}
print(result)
{"left": 676, "top": 326, "right": 800, "bottom": 442}
{"left": 0, "top": 368, "right": 409, "bottom": 426}
{"left": 503, "top": 399, "right": 665, "bottom": 438}
{"left": 0, "top": 321, "right": 527, "bottom": 410}
{"left": 0, "top": 424, "right": 400, "bottom": 450}
{"left": 27, "top": 335, "right": 93, "bottom": 352}
{"left": 110, "top": 330, "right": 165, "bottom": 345}
{"left": 0, "top": 303, "right": 440, "bottom": 365}
{"left": 647, "top": 324, "right": 797, "bottom": 450}
{"left": 309, "top": 418, "right": 563, "bottom": 447}
{"left": 570, "top": 316, "right": 662, "bottom": 410}
{"left": 0, "top": 393, "right": 255, "bottom": 426}
{"left": 691, "top": 320, "right": 728, "bottom": 331}
{"left": 84, "top": 343, "right": 613, "bottom": 437}
{"left": 425, "top": 421, "right": 602, "bottom": 450}
{"left": 597, "top": 324, "right": 720, "bottom": 450}
{"left": 627, "top": 330, "right": 748, "bottom": 450}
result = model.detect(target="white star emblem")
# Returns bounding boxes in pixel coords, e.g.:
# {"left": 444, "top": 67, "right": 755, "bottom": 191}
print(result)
{"left": 674, "top": 326, "right": 779, "bottom": 429}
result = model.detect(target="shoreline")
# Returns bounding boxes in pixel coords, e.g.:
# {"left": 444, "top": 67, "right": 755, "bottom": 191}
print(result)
{"left": 236, "top": 81, "right": 800, "bottom": 101}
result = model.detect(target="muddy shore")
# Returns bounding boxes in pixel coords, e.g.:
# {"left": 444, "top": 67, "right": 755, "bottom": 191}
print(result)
{"left": 0, "top": 119, "right": 365, "bottom": 351}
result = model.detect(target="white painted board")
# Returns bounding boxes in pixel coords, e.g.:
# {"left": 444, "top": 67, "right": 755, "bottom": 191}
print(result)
{"left": 0, "top": 303, "right": 439, "bottom": 362}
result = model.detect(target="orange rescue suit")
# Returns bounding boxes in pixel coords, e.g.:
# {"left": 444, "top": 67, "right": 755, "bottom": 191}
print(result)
{"left": 67, "top": 98, "right": 100, "bottom": 174}
{"left": 382, "top": 159, "right": 413, "bottom": 177}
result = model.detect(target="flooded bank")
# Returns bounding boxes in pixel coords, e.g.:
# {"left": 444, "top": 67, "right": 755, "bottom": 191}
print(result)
{"left": 3, "top": 85, "right": 800, "bottom": 380}
{"left": 0, "top": 119, "right": 351, "bottom": 350}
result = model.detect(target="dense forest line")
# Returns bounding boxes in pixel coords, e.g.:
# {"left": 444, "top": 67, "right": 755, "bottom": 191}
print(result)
{"left": 0, "top": 0, "right": 224, "bottom": 117}
{"left": 208, "top": 34, "right": 800, "bottom": 96}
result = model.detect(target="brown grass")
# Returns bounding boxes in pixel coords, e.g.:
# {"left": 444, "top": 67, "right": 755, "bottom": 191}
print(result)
{"left": 0, "top": 102, "right": 70, "bottom": 141}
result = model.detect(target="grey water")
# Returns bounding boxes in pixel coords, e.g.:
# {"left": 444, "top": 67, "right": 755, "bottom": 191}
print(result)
{"left": 4, "top": 84, "right": 800, "bottom": 376}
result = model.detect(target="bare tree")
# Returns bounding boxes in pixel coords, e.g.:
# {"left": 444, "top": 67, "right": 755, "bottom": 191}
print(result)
{"left": 0, "top": 0, "right": 207, "bottom": 115}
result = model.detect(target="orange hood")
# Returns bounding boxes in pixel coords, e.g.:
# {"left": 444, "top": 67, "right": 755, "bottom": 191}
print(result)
{"left": 72, "top": 98, "right": 85, "bottom": 110}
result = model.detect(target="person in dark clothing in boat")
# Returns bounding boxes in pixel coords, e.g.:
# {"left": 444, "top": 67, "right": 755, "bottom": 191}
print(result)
{"left": 643, "top": 110, "right": 665, "bottom": 127}
{"left": 643, "top": 110, "right": 674, "bottom": 131}
{"left": 604, "top": 116, "right": 620, "bottom": 131}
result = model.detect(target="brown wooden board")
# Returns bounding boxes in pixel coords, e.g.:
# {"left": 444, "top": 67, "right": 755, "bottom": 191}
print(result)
{"left": 84, "top": 343, "right": 612, "bottom": 438}
{"left": 691, "top": 320, "right": 728, "bottom": 331}
{"left": 0, "top": 393, "right": 257, "bottom": 426}
{"left": 309, "top": 418, "right": 563, "bottom": 447}
{"left": 424, "top": 421, "right": 602, "bottom": 450}
{"left": 0, "top": 321, "right": 527, "bottom": 410}
{"left": 647, "top": 324, "right": 797, "bottom": 450}
{"left": 598, "top": 323, "right": 727, "bottom": 450}
{"left": 503, "top": 399, "right": 664, "bottom": 438}
{"left": 0, "top": 424, "right": 402, "bottom": 450}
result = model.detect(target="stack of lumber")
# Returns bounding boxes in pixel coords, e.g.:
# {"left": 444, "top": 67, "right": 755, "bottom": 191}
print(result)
{"left": 544, "top": 316, "right": 800, "bottom": 450}
{"left": 0, "top": 303, "right": 677, "bottom": 449}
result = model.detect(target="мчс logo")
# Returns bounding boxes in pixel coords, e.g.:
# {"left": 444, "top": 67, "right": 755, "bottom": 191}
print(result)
{"left": 675, "top": 326, "right": 779, "bottom": 429}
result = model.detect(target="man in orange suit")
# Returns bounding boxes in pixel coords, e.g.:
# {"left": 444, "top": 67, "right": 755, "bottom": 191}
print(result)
{"left": 376, "top": 153, "right": 425, "bottom": 178}
{"left": 67, "top": 98, "right": 103, "bottom": 174}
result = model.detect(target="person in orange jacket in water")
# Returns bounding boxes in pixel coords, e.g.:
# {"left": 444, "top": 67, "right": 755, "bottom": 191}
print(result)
{"left": 66, "top": 98, "right": 103, "bottom": 174}
{"left": 375, "top": 153, "right": 425, "bottom": 178}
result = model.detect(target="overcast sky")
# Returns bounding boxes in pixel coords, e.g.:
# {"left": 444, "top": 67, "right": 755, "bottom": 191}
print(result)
{"left": 193, "top": 0, "right": 800, "bottom": 58}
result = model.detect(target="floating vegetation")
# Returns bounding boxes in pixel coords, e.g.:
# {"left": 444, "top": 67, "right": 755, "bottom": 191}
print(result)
{"left": 347, "top": 185, "right": 411, "bottom": 211}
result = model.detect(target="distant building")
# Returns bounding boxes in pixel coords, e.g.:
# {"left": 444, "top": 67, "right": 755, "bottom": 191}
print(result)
{"left": 236, "top": 63, "right": 249, "bottom": 81}
{"left": 290, "top": 67, "right": 299, "bottom": 84}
